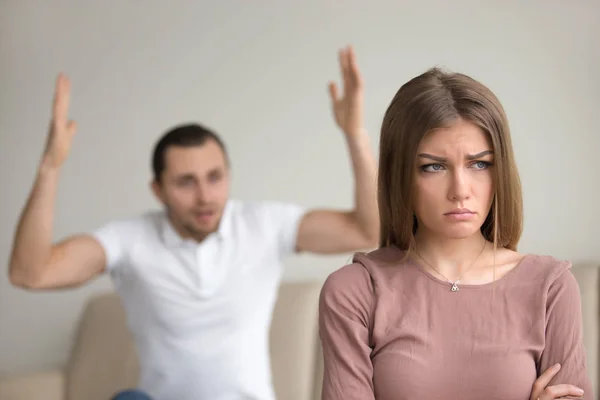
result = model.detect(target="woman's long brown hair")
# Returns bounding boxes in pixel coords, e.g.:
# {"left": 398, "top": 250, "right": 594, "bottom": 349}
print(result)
{"left": 378, "top": 67, "right": 523, "bottom": 251}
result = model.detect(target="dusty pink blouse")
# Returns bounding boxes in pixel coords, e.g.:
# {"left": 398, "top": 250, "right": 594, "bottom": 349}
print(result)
{"left": 318, "top": 246, "right": 593, "bottom": 400}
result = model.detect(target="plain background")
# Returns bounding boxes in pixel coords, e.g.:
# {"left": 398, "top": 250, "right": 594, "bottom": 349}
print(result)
{"left": 1, "top": 0, "right": 599, "bottom": 376}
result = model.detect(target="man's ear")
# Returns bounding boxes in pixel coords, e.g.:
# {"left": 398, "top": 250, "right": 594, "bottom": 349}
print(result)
{"left": 150, "top": 179, "right": 165, "bottom": 203}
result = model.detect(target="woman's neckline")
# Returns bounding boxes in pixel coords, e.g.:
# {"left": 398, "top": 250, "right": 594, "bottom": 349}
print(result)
{"left": 407, "top": 252, "right": 533, "bottom": 290}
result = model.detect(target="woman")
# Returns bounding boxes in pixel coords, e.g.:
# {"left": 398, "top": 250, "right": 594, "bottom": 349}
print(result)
{"left": 318, "top": 67, "right": 592, "bottom": 399}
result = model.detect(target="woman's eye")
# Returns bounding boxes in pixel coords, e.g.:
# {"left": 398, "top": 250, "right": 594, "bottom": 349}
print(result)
{"left": 421, "top": 163, "right": 444, "bottom": 172}
{"left": 472, "top": 161, "right": 491, "bottom": 170}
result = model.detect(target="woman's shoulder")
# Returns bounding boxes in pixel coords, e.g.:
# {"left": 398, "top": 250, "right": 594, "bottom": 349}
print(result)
{"left": 514, "top": 253, "right": 576, "bottom": 294}
{"left": 517, "top": 254, "right": 585, "bottom": 320}
{"left": 354, "top": 246, "right": 409, "bottom": 268}
{"left": 321, "top": 246, "right": 409, "bottom": 298}
{"left": 519, "top": 253, "right": 572, "bottom": 279}
{"left": 320, "top": 259, "right": 375, "bottom": 318}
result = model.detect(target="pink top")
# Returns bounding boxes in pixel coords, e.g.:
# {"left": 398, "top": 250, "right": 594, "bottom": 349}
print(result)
{"left": 318, "top": 246, "right": 593, "bottom": 400}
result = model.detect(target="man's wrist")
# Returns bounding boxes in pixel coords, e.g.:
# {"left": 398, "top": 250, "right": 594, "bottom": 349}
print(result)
{"left": 345, "top": 128, "right": 370, "bottom": 145}
{"left": 38, "top": 156, "right": 62, "bottom": 178}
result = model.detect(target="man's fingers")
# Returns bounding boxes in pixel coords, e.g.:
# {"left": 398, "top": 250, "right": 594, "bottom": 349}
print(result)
{"left": 53, "top": 73, "right": 70, "bottom": 127}
{"left": 339, "top": 47, "right": 350, "bottom": 90}
{"left": 328, "top": 82, "right": 339, "bottom": 103}
{"left": 61, "top": 75, "right": 71, "bottom": 118}
{"left": 67, "top": 120, "right": 77, "bottom": 136}
{"left": 346, "top": 46, "right": 362, "bottom": 89}
{"left": 52, "top": 75, "right": 61, "bottom": 123}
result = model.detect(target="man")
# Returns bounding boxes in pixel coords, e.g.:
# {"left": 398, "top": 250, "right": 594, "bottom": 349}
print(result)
{"left": 8, "top": 46, "right": 378, "bottom": 400}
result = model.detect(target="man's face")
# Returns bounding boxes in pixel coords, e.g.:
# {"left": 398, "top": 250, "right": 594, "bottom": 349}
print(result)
{"left": 152, "top": 140, "right": 230, "bottom": 241}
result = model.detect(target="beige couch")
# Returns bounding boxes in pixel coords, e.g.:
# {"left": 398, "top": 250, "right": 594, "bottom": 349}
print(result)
{"left": 0, "top": 281, "right": 324, "bottom": 400}
{"left": 2, "top": 263, "right": 600, "bottom": 400}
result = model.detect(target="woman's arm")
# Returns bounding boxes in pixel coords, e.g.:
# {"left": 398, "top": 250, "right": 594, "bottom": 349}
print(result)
{"left": 538, "top": 266, "right": 593, "bottom": 399}
{"left": 318, "top": 263, "right": 375, "bottom": 400}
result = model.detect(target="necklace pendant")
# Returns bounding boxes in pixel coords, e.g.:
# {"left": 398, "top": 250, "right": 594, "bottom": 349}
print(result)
{"left": 451, "top": 281, "right": 460, "bottom": 292}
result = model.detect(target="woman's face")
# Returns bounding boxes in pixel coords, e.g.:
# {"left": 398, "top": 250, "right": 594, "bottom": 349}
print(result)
{"left": 413, "top": 118, "right": 495, "bottom": 240}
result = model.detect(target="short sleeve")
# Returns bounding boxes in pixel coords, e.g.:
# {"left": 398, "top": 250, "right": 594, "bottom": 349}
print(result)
{"left": 91, "top": 220, "right": 133, "bottom": 271}
{"left": 261, "top": 202, "right": 306, "bottom": 258}
{"left": 539, "top": 266, "right": 594, "bottom": 398}
{"left": 319, "top": 263, "right": 375, "bottom": 400}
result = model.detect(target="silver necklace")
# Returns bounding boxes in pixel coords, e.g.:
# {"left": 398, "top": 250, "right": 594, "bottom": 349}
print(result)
{"left": 415, "top": 239, "right": 487, "bottom": 292}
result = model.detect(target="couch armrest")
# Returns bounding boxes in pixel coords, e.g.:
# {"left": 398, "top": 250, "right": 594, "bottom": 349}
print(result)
{"left": 0, "top": 368, "right": 65, "bottom": 400}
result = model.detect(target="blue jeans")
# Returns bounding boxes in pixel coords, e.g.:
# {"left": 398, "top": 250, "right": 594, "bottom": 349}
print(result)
{"left": 111, "top": 389, "right": 153, "bottom": 400}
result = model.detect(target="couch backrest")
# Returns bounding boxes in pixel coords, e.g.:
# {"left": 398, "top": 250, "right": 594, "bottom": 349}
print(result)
{"left": 65, "top": 281, "right": 324, "bottom": 400}
{"left": 65, "top": 292, "right": 139, "bottom": 400}
{"left": 571, "top": 263, "right": 600, "bottom": 396}
{"left": 64, "top": 264, "right": 600, "bottom": 400}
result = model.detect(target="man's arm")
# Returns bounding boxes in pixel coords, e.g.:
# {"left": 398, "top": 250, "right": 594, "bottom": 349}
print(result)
{"left": 296, "top": 46, "right": 379, "bottom": 254}
{"left": 296, "top": 132, "right": 378, "bottom": 254}
{"left": 8, "top": 74, "right": 106, "bottom": 290}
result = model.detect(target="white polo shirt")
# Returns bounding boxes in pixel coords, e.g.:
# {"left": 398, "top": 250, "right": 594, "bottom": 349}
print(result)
{"left": 92, "top": 199, "right": 305, "bottom": 400}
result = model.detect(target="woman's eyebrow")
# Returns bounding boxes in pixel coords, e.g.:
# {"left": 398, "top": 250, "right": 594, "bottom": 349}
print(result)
{"left": 417, "top": 150, "right": 494, "bottom": 162}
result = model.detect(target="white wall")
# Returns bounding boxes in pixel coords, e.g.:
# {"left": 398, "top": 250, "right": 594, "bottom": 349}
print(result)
{"left": 1, "top": 0, "right": 598, "bottom": 376}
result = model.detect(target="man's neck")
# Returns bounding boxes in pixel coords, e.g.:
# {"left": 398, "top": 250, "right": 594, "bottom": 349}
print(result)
{"left": 166, "top": 213, "right": 210, "bottom": 244}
